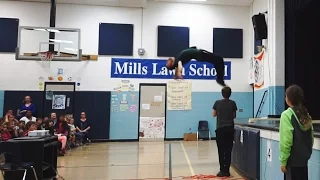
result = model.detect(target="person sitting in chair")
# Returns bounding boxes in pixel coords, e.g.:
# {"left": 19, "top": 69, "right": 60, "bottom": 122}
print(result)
{"left": 76, "top": 112, "right": 91, "bottom": 144}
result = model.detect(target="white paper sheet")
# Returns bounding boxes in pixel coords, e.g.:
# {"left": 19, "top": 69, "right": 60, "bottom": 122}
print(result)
{"left": 154, "top": 95, "right": 162, "bottom": 102}
{"left": 142, "top": 104, "right": 150, "bottom": 110}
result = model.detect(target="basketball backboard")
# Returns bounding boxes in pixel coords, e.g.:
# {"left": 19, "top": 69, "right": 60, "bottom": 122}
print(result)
{"left": 15, "top": 26, "right": 82, "bottom": 61}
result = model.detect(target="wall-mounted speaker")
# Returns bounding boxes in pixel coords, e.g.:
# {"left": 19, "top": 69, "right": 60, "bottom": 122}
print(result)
{"left": 252, "top": 14, "right": 267, "bottom": 40}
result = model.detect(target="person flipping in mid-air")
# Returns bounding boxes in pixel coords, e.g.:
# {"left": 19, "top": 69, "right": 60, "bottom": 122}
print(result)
{"left": 165, "top": 47, "right": 226, "bottom": 87}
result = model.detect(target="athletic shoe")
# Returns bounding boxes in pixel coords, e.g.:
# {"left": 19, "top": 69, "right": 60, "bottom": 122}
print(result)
{"left": 216, "top": 171, "right": 230, "bottom": 177}
{"left": 216, "top": 79, "right": 226, "bottom": 87}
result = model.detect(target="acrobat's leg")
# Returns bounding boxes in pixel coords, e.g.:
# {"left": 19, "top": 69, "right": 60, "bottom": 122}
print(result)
{"left": 200, "top": 50, "right": 226, "bottom": 87}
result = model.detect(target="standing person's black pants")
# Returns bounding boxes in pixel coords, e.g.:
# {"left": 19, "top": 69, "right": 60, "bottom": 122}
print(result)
{"left": 199, "top": 50, "right": 225, "bottom": 85}
{"left": 215, "top": 126, "right": 234, "bottom": 173}
{"left": 284, "top": 166, "right": 308, "bottom": 180}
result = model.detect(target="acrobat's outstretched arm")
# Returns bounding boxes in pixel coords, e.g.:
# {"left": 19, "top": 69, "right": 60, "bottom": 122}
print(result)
{"left": 174, "top": 61, "right": 183, "bottom": 79}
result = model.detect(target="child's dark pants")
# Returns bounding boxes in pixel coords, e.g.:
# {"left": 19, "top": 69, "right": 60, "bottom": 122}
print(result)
{"left": 215, "top": 126, "right": 234, "bottom": 173}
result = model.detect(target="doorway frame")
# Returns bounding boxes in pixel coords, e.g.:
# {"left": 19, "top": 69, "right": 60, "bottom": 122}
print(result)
{"left": 137, "top": 83, "right": 167, "bottom": 141}
{"left": 43, "top": 82, "right": 76, "bottom": 117}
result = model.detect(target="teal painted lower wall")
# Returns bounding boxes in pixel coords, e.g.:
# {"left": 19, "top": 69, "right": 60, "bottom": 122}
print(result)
{"left": 254, "top": 88, "right": 269, "bottom": 117}
{"left": 269, "top": 86, "right": 285, "bottom": 115}
{"left": 260, "top": 138, "right": 283, "bottom": 180}
{"left": 260, "top": 138, "right": 320, "bottom": 180}
{"left": 110, "top": 91, "right": 253, "bottom": 139}
{"left": 254, "top": 86, "right": 285, "bottom": 117}
{"left": 0, "top": 90, "right": 253, "bottom": 140}
{"left": 110, "top": 91, "right": 140, "bottom": 140}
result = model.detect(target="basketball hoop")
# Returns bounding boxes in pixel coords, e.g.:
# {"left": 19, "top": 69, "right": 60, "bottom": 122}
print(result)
{"left": 38, "top": 51, "right": 54, "bottom": 68}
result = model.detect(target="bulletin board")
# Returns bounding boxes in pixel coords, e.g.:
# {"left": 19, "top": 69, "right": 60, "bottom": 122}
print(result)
{"left": 111, "top": 80, "right": 138, "bottom": 113}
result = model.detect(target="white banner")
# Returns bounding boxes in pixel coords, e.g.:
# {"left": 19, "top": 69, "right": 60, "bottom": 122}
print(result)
{"left": 167, "top": 80, "right": 192, "bottom": 110}
{"left": 254, "top": 49, "right": 265, "bottom": 89}
{"left": 248, "top": 57, "right": 255, "bottom": 84}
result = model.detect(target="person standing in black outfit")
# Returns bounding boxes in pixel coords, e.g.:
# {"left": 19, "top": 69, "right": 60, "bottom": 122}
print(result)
{"left": 212, "top": 86, "right": 237, "bottom": 177}
{"left": 165, "top": 47, "right": 226, "bottom": 87}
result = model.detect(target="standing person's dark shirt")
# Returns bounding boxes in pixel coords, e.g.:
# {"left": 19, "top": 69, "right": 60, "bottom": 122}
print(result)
{"left": 213, "top": 99, "right": 237, "bottom": 129}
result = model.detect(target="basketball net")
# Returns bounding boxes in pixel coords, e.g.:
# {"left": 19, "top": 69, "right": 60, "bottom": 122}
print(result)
{"left": 39, "top": 52, "right": 54, "bottom": 68}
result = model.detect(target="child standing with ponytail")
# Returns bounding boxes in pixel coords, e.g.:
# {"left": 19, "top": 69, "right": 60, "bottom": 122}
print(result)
{"left": 280, "top": 85, "right": 314, "bottom": 180}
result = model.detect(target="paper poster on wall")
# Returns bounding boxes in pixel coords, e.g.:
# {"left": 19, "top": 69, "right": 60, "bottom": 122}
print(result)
{"left": 113, "top": 80, "right": 135, "bottom": 92}
{"left": 45, "top": 91, "right": 53, "bottom": 100}
{"left": 142, "top": 104, "right": 150, "bottom": 110}
{"left": 154, "top": 95, "right": 162, "bottom": 102}
{"left": 130, "top": 93, "right": 136, "bottom": 102}
{"left": 111, "top": 105, "right": 119, "bottom": 112}
{"left": 120, "top": 94, "right": 128, "bottom": 104}
{"left": 39, "top": 82, "right": 44, "bottom": 90}
{"left": 248, "top": 57, "right": 255, "bottom": 84}
{"left": 111, "top": 94, "right": 117, "bottom": 104}
{"left": 52, "top": 95, "right": 66, "bottom": 110}
{"left": 66, "top": 98, "right": 70, "bottom": 107}
{"left": 57, "top": 68, "right": 64, "bottom": 76}
{"left": 130, "top": 105, "right": 137, "bottom": 112}
{"left": 111, "top": 94, "right": 118, "bottom": 102}
{"left": 120, "top": 104, "right": 128, "bottom": 111}
{"left": 139, "top": 117, "right": 165, "bottom": 139}
{"left": 167, "top": 80, "right": 192, "bottom": 110}
{"left": 38, "top": 77, "right": 44, "bottom": 90}
{"left": 151, "top": 102, "right": 161, "bottom": 107}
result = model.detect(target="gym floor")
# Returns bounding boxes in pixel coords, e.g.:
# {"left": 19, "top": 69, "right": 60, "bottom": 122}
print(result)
{"left": 55, "top": 141, "right": 243, "bottom": 180}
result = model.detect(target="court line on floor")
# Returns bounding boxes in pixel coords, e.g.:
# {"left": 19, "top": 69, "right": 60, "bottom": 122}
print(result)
{"left": 168, "top": 143, "right": 172, "bottom": 180}
{"left": 57, "top": 162, "right": 169, "bottom": 168}
{"left": 180, "top": 142, "right": 195, "bottom": 176}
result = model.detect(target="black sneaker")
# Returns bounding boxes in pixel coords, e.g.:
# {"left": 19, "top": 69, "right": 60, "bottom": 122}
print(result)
{"left": 216, "top": 79, "right": 226, "bottom": 87}
{"left": 216, "top": 171, "right": 231, "bottom": 177}
{"left": 225, "top": 171, "right": 231, "bottom": 177}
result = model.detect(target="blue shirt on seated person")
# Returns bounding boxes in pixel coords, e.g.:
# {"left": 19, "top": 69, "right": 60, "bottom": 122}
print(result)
{"left": 20, "top": 96, "right": 36, "bottom": 117}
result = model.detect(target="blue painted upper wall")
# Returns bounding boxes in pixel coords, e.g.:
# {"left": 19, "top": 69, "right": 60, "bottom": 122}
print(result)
{"left": 110, "top": 91, "right": 253, "bottom": 139}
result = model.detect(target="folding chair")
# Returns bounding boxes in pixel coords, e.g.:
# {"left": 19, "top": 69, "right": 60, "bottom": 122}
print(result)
{"left": 0, "top": 162, "right": 38, "bottom": 180}
{"left": 0, "top": 153, "right": 38, "bottom": 180}
{"left": 197, "top": 120, "right": 211, "bottom": 140}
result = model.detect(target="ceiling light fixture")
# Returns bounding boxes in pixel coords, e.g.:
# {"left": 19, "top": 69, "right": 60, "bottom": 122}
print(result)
{"left": 49, "top": 39, "right": 74, "bottom": 44}
{"left": 188, "top": 0, "right": 207, "bottom": 2}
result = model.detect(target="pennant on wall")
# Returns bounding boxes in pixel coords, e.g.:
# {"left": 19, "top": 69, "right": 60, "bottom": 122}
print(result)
{"left": 254, "top": 49, "right": 265, "bottom": 89}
